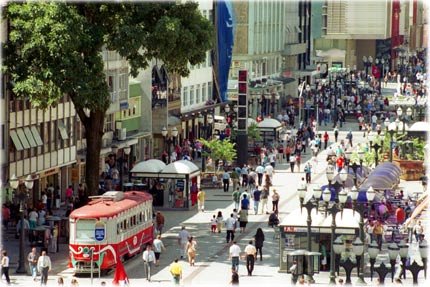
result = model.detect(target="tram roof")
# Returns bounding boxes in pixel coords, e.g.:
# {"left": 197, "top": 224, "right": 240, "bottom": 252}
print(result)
{"left": 70, "top": 191, "right": 152, "bottom": 219}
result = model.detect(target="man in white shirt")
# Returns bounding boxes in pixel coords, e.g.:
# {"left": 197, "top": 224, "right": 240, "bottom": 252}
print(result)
{"left": 142, "top": 245, "right": 156, "bottom": 281}
{"left": 177, "top": 226, "right": 190, "bottom": 259}
{"left": 28, "top": 209, "right": 38, "bottom": 229}
{"left": 225, "top": 214, "right": 237, "bottom": 243}
{"left": 264, "top": 164, "right": 274, "bottom": 181}
{"left": 229, "top": 241, "right": 241, "bottom": 272}
{"left": 255, "top": 165, "right": 265, "bottom": 186}
{"left": 37, "top": 250, "right": 51, "bottom": 286}
{"left": 153, "top": 235, "right": 166, "bottom": 266}
{"left": 244, "top": 240, "right": 257, "bottom": 276}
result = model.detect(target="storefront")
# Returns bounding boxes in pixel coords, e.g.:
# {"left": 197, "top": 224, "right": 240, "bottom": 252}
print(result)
{"left": 256, "top": 118, "right": 282, "bottom": 147}
{"left": 278, "top": 208, "right": 360, "bottom": 272}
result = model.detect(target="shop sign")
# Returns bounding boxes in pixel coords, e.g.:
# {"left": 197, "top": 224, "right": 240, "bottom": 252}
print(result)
{"left": 71, "top": 168, "right": 79, "bottom": 182}
{"left": 40, "top": 167, "right": 59, "bottom": 177}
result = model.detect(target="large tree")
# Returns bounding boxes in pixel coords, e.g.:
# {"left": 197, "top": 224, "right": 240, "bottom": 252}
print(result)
{"left": 5, "top": 2, "right": 213, "bottom": 196}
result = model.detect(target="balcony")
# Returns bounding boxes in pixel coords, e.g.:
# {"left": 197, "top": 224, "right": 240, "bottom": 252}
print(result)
{"left": 282, "top": 42, "right": 307, "bottom": 56}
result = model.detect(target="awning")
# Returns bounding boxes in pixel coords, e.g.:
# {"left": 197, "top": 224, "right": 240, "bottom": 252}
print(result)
{"left": 31, "top": 126, "right": 44, "bottom": 146}
{"left": 130, "top": 159, "right": 166, "bottom": 177}
{"left": 359, "top": 162, "right": 401, "bottom": 192}
{"left": 58, "top": 120, "right": 69, "bottom": 140}
{"left": 23, "top": 127, "right": 37, "bottom": 148}
{"left": 16, "top": 128, "right": 30, "bottom": 149}
{"left": 10, "top": 130, "right": 23, "bottom": 151}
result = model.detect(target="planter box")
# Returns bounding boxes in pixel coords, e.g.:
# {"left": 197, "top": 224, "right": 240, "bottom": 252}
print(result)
{"left": 394, "top": 159, "right": 425, "bottom": 181}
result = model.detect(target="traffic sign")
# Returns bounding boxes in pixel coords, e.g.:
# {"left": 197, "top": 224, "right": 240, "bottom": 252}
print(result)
{"left": 94, "top": 221, "right": 105, "bottom": 242}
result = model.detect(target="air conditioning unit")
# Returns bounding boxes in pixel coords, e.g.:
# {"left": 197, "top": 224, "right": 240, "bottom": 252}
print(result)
{"left": 116, "top": 128, "right": 127, "bottom": 141}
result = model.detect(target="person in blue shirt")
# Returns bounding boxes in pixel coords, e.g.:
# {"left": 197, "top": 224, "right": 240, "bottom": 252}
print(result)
{"left": 252, "top": 187, "right": 261, "bottom": 215}
{"left": 241, "top": 194, "right": 250, "bottom": 210}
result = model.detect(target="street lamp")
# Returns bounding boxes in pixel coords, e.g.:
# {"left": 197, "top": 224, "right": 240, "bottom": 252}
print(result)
{"left": 326, "top": 165, "right": 335, "bottom": 186}
{"left": 15, "top": 174, "right": 34, "bottom": 274}
{"left": 398, "top": 240, "right": 409, "bottom": 280}
{"left": 323, "top": 187, "right": 347, "bottom": 285}
{"left": 368, "top": 241, "right": 379, "bottom": 281}
{"left": 352, "top": 238, "right": 365, "bottom": 283}
{"left": 333, "top": 237, "right": 344, "bottom": 276}
{"left": 388, "top": 122, "right": 396, "bottom": 162}
{"left": 419, "top": 239, "right": 427, "bottom": 279}
{"left": 339, "top": 168, "right": 348, "bottom": 188}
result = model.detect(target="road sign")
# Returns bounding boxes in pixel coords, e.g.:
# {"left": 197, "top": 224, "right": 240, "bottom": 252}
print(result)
{"left": 94, "top": 221, "right": 105, "bottom": 242}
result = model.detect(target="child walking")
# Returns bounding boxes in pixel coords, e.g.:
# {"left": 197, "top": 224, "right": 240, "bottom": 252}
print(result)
{"left": 210, "top": 215, "right": 217, "bottom": 233}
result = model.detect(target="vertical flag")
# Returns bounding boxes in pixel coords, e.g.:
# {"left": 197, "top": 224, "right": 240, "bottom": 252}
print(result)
{"left": 217, "top": 0, "right": 235, "bottom": 102}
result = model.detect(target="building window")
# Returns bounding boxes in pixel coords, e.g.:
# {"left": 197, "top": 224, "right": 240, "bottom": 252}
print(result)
{"left": 189, "top": 85, "right": 195, "bottom": 105}
{"left": 202, "top": 83, "right": 207, "bottom": 103}
{"left": 196, "top": 84, "right": 201, "bottom": 103}
{"left": 104, "top": 114, "right": 114, "bottom": 132}
{"left": 207, "top": 82, "right": 213, "bottom": 100}
{"left": 183, "top": 86, "right": 188, "bottom": 106}
{"left": 118, "top": 69, "right": 128, "bottom": 101}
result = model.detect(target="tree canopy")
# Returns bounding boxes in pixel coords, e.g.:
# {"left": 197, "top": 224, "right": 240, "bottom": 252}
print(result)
{"left": 5, "top": 2, "right": 214, "bottom": 195}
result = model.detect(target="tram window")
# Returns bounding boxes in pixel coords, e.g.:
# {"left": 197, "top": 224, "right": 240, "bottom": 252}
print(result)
{"left": 132, "top": 215, "right": 136, "bottom": 226}
{"left": 123, "top": 220, "right": 127, "bottom": 230}
{"left": 76, "top": 219, "right": 96, "bottom": 240}
{"left": 117, "top": 223, "right": 120, "bottom": 234}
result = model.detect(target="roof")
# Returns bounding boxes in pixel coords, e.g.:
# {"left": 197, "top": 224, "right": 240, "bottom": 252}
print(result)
{"left": 258, "top": 118, "right": 282, "bottom": 129}
{"left": 359, "top": 162, "right": 401, "bottom": 191}
{"left": 408, "top": 121, "right": 430, "bottom": 132}
{"left": 280, "top": 208, "right": 360, "bottom": 232}
{"left": 160, "top": 160, "right": 200, "bottom": 178}
{"left": 70, "top": 191, "right": 152, "bottom": 219}
{"left": 130, "top": 159, "right": 166, "bottom": 175}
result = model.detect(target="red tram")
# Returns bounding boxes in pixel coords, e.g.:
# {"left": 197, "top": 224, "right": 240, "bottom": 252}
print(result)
{"left": 69, "top": 191, "right": 153, "bottom": 273}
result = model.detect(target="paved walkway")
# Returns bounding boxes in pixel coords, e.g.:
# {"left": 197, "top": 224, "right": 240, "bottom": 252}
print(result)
{"left": 2, "top": 121, "right": 427, "bottom": 286}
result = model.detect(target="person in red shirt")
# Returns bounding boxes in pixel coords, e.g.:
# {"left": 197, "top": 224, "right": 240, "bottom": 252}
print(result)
{"left": 336, "top": 156, "right": 344, "bottom": 172}
{"left": 395, "top": 206, "right": 406, "bottom": 225}
{"left": 323, "top": 132, "right": 329, "bottom": 149}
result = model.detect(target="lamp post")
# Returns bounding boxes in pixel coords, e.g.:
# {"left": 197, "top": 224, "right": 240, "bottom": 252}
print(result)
{"left": 323, "top": 186, "right": 347, "bottom": 285}
{"left": 333, "top": 237, "right": 344, "bottom": 276}
{"left": 15, "top": 174, "right": 34, "bottom": 274}
{"left": 398, "top": 240, "right": 409, "bottom": 279}
{"left": 358, "top": 151, "right": 364, "bottom": 169}
{"left": 371, "top": 141, "right": 382, "bottom": 166}
{"left": 349, "top": 185, "right": 376, "bottom": 284}
{"left": 298, "top": 185, "right": 322, "bottom": 284}
{"left": 388, "top": 122, "right": 396, "bottom": 162}
{"left": 384, "top": 118, "right": 390, "bottom": 132}
{"left": 368, "top": 240, "right": 380, "bottom": 281}
{"left": 326, "top": 165, "right": 335, "bottom": 187}
{"left": 201, "top": 114, "right": 214, "bottom": 172}
{"left": 362, "top": 56, "right": 373, "bottom": 78}
{"left": 123, "top": 145, "right": 131, "bottom": 186}
{"left": 352, "top": 237, "right": 365, "bottom": 283}
{"left": 161, "top": 126, "right": 178, "bottom": 164}
{"left": 419, "top": 239, "right": 427, "bottom": 279}
{"left": 397, "top": 107, "right": 413, "bottom": 134}
{"left": 298, "top": 82, "right": 306, "bottom": 127}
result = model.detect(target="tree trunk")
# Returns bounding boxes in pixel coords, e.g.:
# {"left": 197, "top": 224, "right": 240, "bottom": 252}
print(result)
{"left": 83, "top": 110, "right": 105, "bottom": 197}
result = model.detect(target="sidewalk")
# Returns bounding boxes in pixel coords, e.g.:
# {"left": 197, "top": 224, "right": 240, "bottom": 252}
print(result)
{"left": 4, "top": 120, "right": 427, "bottom": 286}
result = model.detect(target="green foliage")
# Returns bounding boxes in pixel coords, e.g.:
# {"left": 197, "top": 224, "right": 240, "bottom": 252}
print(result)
{"left": 247, "top": 123, "right": 261, "bottom": 141}
{"left": 5, "top": 2, "right": 214, "bottom": 111}
{"left": 199, "top": 138, "right": 237, "bottom": 164}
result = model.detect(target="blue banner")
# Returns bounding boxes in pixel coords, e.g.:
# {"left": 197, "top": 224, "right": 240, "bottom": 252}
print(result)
{"left": 217, "top": 0, "right": 235, "bottom": 103}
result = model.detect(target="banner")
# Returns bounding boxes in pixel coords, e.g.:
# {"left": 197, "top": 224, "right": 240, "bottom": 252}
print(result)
{"left": 217, "top": 0, "right": 235, "bottom": 102}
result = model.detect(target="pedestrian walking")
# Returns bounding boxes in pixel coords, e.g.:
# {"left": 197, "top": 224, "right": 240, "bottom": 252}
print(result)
{"left": 238, "top": 209, "right": 248, "bottom": 233}
{"left": 210, "top": 215, "right": 217, "bottom": 233}
{"left": 169, "top": 259, "right": 182, "bottom": 285}
{"left": 413, "top": 220, "right": 424, "bottom": 243}
{"left": 223, "top": 170, "right": 231, "bottom": 192}
{"left": 186, "top": 236, "right": 197, "bottom": 266}
{"left": 240, "top": 194, "right": 250, "bottom": 210}
{"left": 373, "top": 221, "right": 384, "bottom": 250}
{"left": 70, "top": 278, "right": 79, "bottom": 287}
{"left": 260, "top": 188, "right": 269, "bottom": 214}
{"left": 37, "top": 250, "right": 51, "bottom": 286}
{"left": 1, "top": 250, "right": 10, "bottom": 285}
{"left": 252, "top": 187, "right": 261, "bottom": 215}
{"left": 241, "top": 165, "right": 249, "bottom": 187}
{"left": 231, "top": 170, "right": 240, "bottom": 193}
{"left": 57, "top": 277, "right": 64, "bottom": 287}
{"left": 334, "top": 126, "right": 339, "bottom": 143}
{"left": 253, "top": 228, "right": 265, "bottom": 261}
{"left": 225, "top": 214, "right": 237, "bottom": 243}
{"left": 255, "top": 165, "right": 264, "bottom": 186}
{"left": 290, "top": 154, "right": 296, "bottom": 172}
{"left": 155, "top": 211, "right": 165, "bottom": 235}
{"left": 232, "top": 188, "right": 241, "bottom": 210}
{"left": 28, "top": 247, "right": 38, "bottom": 281}
{"left": 271, "top": 189, "right": 280, "bottom": 214}
{"left": 153, "top": 235, "right": 166, "bottom": 266}
{"left": 177, "top": 226, "right": 190, "bottom": 259}
{"left": 229, "top": 241, "right": 241, "bottom": 272}
{"left": 244, "top": 240, "right": 257, "bottom": 276}
{"left": 304, "top": 162, "right": 312, "bottom": 184}
{"left": 142, "top": 245, "right": 156, "bottom": 281}
{"left": 323, "top": 131, "right": 329, "bottom": 149}
{"left": 347, "top": 130, "right": 353, "bottom": 147}
{"left": 296, "top": 153, "right": 301, "bottom": 172}
{"left": 197, "top": 189, "right": 206, "bottom": 212}
{"left": 216, "top": 211, "right": 224, "bottom": 233}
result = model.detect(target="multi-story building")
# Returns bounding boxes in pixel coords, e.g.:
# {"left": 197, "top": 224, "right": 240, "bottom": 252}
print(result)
{"left": 228, "top": 0, "right": 313, "bottom": 118}
{"left": 313, "top": 0, "right": 405, "bottom": 71}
